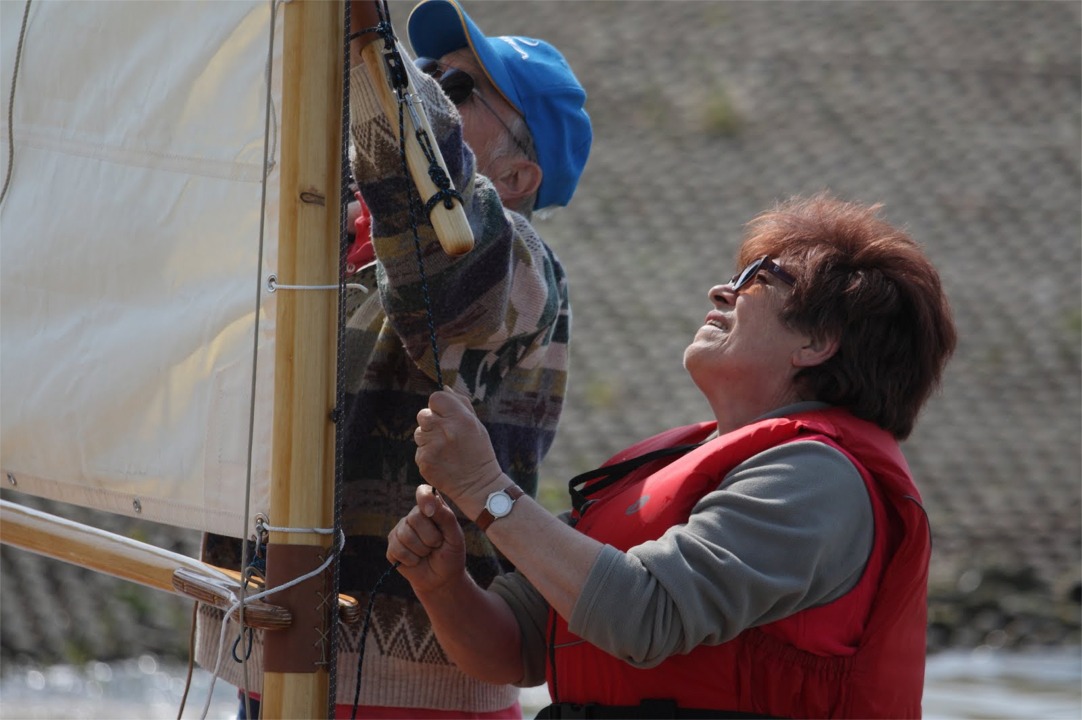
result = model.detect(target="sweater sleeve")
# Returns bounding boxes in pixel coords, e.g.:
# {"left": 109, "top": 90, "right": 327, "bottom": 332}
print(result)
{"left": 567, "top": 440, "right": 874, "bottom": 668}
{"left": 487, "top": 508, "right": 575, "bottom": 687}
{"left": 348, "top": 57, "right": 566, "bottom": 401}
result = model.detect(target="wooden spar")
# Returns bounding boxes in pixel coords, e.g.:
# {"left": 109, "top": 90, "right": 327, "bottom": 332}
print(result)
{"left": 259, "top": 0, "right": 343, "bottom": 717}
{"left": 0, "top": 499, "right": 291, "bottom": 629}
{"left": 0, "top": 496, "right": 363, "bottom": 629}
{"left": 352, "top": 0, "right": 475, "bottom": 257}
{"left": 359, "top": 42, "right": 475, "bottom": 256}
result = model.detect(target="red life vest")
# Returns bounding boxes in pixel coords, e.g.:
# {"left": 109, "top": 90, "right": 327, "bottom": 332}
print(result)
{"left": 547, "top": 408, "right": 929, "bottom": 719}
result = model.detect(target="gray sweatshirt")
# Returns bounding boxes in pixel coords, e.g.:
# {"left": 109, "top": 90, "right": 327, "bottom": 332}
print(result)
{"left": 490, "top": 402, "right": 874, "bottom": 687}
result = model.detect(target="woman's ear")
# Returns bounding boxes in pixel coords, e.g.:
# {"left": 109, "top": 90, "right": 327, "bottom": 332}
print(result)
{"left": 793, "top": 333, "right": 840, "bottom": 368}
{"left": 490, "top": 157, "right": 542, "bottom": 211}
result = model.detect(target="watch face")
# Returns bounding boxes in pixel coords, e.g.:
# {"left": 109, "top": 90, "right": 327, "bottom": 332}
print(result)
{"left": 488, "top": 492, "right": 514, "bottom": 516}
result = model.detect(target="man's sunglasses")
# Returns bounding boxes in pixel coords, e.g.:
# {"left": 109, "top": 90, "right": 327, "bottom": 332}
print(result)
{"left": 415, "top": 57, "right": 476, "bottom": 105}
{"left": 415, "top": 57, "right": 532, "bottom": 158}
{"left": 730, "top": 255, "right": 797, "bottom": 292}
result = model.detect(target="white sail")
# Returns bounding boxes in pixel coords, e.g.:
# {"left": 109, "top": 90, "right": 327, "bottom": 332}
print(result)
{"left": 0, "top": 0, "right": 283, "bottom": 537}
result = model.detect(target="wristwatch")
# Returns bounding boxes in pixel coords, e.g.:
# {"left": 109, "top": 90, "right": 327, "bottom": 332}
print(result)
{"left": 475, "top": 485, "right": 525, "bottom": 531}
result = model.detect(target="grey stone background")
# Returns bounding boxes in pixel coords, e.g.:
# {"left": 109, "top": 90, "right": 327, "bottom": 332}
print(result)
{"left": 2, "top": 0, "right": 1079, "bottom": 665}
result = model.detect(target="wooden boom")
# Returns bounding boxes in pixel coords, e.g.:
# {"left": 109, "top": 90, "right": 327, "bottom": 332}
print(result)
{"left": 0, "top": 498, "right": 290, "bottom": 629}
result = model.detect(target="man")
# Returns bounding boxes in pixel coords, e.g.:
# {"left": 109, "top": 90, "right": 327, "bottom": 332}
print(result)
{"left": 194, "top": 1, "right": 592, "bottom": 717}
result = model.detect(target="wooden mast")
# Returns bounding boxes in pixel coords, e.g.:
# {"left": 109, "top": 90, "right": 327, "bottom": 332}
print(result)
{"left": 260, "top": 0, "right": 344, "bottom": 717}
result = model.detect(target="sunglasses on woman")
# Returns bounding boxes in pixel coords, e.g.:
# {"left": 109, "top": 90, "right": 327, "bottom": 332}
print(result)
{"left": 730, "top": 255, "right": 797, "bottom": 292}
{"left": 414, "top": 57, "right": 532, "bottom": 158}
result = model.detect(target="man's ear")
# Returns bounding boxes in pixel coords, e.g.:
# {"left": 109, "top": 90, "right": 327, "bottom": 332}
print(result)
{"left": 793, "top": 333, "right": 840, "bottom": 368}
{"left": 490, "top": 158, "right": 542, "bottom": 211}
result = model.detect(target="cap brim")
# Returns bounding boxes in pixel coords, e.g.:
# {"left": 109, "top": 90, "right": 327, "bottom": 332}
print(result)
{"left": 407, "top": 0, "right": 524, "bottom": 113}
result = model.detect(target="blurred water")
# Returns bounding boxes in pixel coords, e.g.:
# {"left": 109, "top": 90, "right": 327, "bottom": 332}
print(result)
{"left": 0, "top": 647, "right": 1078, "bottom": 719}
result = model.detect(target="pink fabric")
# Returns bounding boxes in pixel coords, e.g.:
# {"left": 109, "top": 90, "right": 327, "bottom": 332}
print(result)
{"left": 332, "top": 701, "right": 522, "bottom": 719}
{"left": 240, "top": 691, "right": 522, "bottom": 720}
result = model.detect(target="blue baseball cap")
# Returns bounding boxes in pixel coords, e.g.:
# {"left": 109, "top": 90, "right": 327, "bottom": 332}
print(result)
{"left": 407, "top": 0, "right": 592, "bottom": 209}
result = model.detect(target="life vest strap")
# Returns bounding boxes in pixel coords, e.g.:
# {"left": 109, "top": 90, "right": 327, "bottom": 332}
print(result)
{"left": 567, "top": 443, "right": 704, "bottom": 513}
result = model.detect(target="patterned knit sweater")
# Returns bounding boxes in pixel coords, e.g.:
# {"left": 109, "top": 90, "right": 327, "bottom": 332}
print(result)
{"left": 195, "top": 55, "right": 571, "bottom": 711}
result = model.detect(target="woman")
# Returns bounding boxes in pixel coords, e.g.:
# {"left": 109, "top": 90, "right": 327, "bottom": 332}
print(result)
{"left": 389, "top": 194, "right": 956, "bottom": 719}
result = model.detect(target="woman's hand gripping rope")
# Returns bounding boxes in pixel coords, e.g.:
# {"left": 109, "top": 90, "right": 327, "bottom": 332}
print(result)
{"left": 386, "top": 484, "right": 466, "bottom": 594}
{"left": 388, "top": 390, "right": 504, "bottom": 589}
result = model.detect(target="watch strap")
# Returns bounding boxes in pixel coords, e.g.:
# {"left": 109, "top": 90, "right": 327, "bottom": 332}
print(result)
{"left": 475, "top": 485, "right": 525, "bottom": 532}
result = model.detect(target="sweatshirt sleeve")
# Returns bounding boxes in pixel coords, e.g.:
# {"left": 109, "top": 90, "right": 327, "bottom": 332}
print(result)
{"left": 567, "top": 440, "right": 874, "bottom": 667}
{"left": 488, "top": 571, "right": 551, "bottom": 688}
{"left": 488, "top": 509, "right": 578, "bottom": 687}
{"left": 348, "top": 56, "right": 566, "bottom": 400}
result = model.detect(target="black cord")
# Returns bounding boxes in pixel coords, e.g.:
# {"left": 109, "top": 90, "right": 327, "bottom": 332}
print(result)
{"left": 327, "top": 1, "right": 355, "bottom": 716}
{"left": 347, "top": 2, "right": 447, "bottom": 716}
{"left": 0, "top": 0, "right": 33, "bottom": 206}
{"left": 350, "top": 560, "right": 402, "bottom": 720}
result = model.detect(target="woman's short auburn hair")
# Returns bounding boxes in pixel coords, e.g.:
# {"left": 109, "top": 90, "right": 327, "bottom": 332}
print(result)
{"left": 740, "top": 193, "right": 957, "bottom": 439}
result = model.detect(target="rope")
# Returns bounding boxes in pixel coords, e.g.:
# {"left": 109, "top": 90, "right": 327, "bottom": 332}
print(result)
{"left": 202, "top": 528, "right": 346, "bottom": 719}
{"left": 259, "top": 521, "right": 336, "bottom": 535}
{"left": 176, "top": 600, "right": 198, "bottom": 720}
{"left": 401, "top": 84, "right": 445, "bottom": 389}
{"left": 350, "top": 562, "right": 399, "bottom": 720}
{"left": 198, "top": 1, "right": 284, "bottom": 716}
{"left": 267, "top": 274, "right": 369, "bottom": 294}
{"left": 0, "top": 0, "right": 33, "bottom": 206}
{"left": 0, "top": 0, "right": 344, "bottom": 715}
{"left": 329, "top": 5, "right": 354, "bottom": 708}
{"left": 207, "top": 1, "right": 458, "bottom": 714}
{"left": 389, "top": 53, "right": 463, "bottom": 218}
{"left": 384, "top": 34, "right": 446, "bottom": 389}
{"left": 347, "top": 3, "right": 445, "bottom": 715}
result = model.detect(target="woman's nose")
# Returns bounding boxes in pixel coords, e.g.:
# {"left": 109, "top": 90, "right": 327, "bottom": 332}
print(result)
{"left": 709, "top": 283, "right": 735, "bottom": 306}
